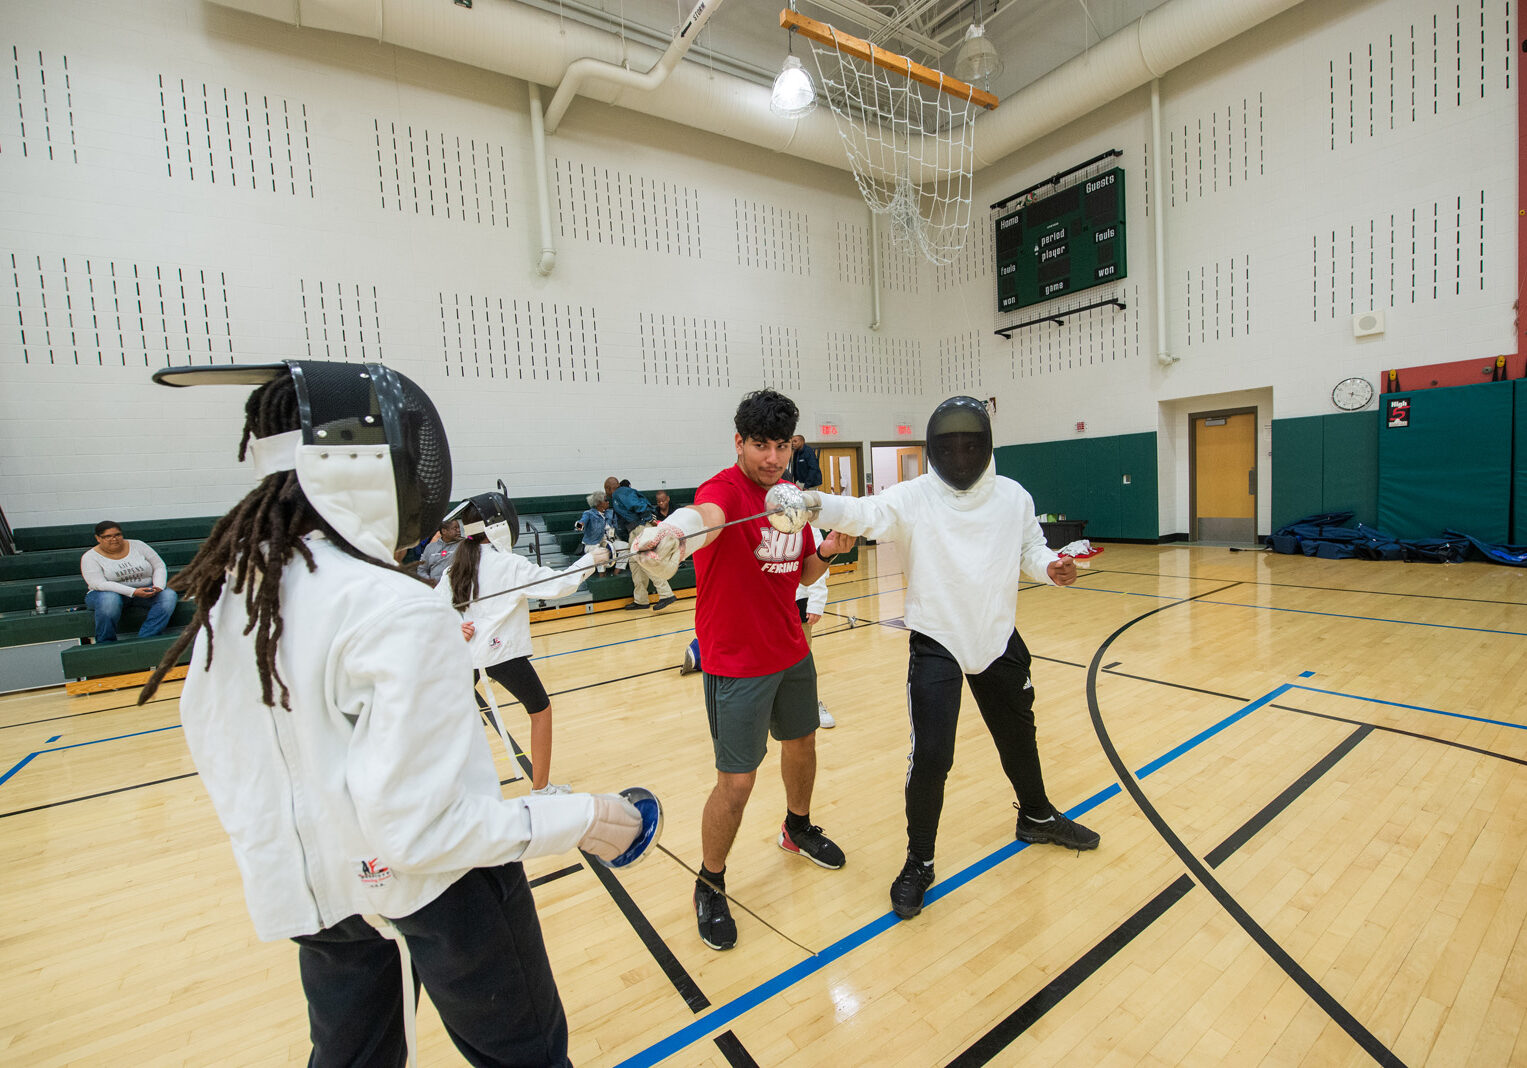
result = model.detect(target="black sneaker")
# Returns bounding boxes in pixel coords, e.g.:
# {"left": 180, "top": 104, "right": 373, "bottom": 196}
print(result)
{"left": 623, "top": 601, "right": 649, "bottom": 610}
{"left": 694, "top": 880, "right": 737, "bottom": 950}
{"left": 651, "top": 596, "right": 677, "bottom": 611}
{"left": 778, "top": 820, "right": 845, "bottom": 869}
{"left": 1015, "top": 805, "right": 1100, "bottom": 851}
{"left": 889, "top": 854, "right": 935, "bottom": 919}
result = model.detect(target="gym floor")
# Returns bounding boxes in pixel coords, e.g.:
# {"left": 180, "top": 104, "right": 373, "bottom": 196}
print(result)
{"left": 2, "top": 543, "right": 1523, "bottom": 1066}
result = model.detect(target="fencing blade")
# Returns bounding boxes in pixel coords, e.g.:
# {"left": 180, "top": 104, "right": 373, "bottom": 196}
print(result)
{"left": 653, "top": 843, "right": 819, "bottom": 957}
{"left": 454, "top": 505, "right": 787, "bottom": 610}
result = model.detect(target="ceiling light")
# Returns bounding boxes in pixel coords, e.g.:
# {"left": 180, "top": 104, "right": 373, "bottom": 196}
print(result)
{"left": 770, "top": 55, "right": 816, "bottom": 118}
{"left": 952, "top": 23, "right": 1003, "bottom": 87}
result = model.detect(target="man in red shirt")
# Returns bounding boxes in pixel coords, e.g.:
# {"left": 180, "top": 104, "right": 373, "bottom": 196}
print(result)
{"left": 634, "top": 390, "right": 853, "bottom": 950}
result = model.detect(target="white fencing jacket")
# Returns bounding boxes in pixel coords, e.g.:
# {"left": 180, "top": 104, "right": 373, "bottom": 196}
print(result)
{"left": 179, "top": 533, "right": 596, "bottom": 941}
{"left": 440, "top": 544, "right": 598, "bottom": 668}
{"left": 814, "top": 462, "right": 1059, "bottom": 674}
{"left": 794, "top": 528, "right": 829, "bottom": 615}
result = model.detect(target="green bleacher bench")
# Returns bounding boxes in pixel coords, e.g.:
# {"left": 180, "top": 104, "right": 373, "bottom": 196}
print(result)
{"left": 0, "top": 599, "right": 196, "bottom": 650}
{"left": 0, "top": 538, "right": 204, "bottom": 582}
{"left": 13, "top": 516, "right": 219, "bottom": 552}
{"left": 60, "top": 631, "right": 194, "bottom": 681}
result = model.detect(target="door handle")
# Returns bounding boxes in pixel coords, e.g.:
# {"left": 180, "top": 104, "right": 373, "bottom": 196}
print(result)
{"left": 1247, "top": 468, "right": 1256, "bottom": 495}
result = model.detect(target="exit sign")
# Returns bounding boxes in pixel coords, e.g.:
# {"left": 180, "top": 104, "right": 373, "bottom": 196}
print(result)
{"left": 819, "top": 424, "right": 839, "bottom": 437}
{"left": 896, "top": 424, "right": 913, "bottom": 436}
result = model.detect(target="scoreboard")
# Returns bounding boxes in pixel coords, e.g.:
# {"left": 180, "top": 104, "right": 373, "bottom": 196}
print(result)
{"left": 995, "top": 167, "right": 1126, "bottom": 313}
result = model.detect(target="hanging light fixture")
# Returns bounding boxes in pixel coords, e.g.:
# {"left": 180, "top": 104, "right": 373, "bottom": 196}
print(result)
{"left": 951, "top": 2, "right": 1003, "bottom": 89}
{"left": 771, "top": 54, "right": 816, "bottom": 116}
{"left": 771, "top": 9, "right": 815, "bottom": 118}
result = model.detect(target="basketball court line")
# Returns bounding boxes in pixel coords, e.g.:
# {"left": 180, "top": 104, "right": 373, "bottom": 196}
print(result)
{"left": 1085, "top": 590, "right": 1405, "bottom": 1066}
{"left": 949, "top": 725, "right": 1376, "bottom": 1066}
{"left": 610, "top": 677, "right": 1305, "bottom": 1068}
{"left": 1088, "top": 564, "right": 1527, "bottom": 607}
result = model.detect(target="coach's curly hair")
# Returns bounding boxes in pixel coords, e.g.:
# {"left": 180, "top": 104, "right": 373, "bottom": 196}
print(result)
{"left": 733, "top": 389, "right": 798, "bottom": 444}
{"left": 137, "top": 370, "right": 405, "bottom": 709}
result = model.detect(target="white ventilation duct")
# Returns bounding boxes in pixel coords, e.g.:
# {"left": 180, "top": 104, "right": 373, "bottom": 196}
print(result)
{"left": 208, "top": 0, "right": 1306, "bottom": 175}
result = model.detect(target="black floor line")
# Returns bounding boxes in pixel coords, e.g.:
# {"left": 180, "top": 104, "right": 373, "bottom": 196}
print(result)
{"left": 498, "top": 726, "right": 721, "bottom": 1022}
{"left": 0, "top": 693, "right": 180, "bottom": 731}
{"left": 948, "top": 725, "right": 1373, "bottom": 1066}
{"left": 1083, "top": 592, "right": 1405, "bottom": 1066}
{"left": 1088, "top": 565, "right": 1527, "bottom": 608}
{"left": 0, "top": 771, "right": 198, "bottom": 819}
{"left": 527, "top": 863, "right": 583, "bottom": 888}
{"left": 1269, "top": 704, "right": 1527, "bottom": 767}
{"left": 946, "top": 876, "right": 1195, "bottom": 1067}
{"left": 713, "top": 1029, "right": 762, "bottom": 1066}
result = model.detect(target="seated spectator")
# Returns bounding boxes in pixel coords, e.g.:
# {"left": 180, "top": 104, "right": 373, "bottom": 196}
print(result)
{"left": 80, "top": 521, "right": 178, "bottom": 642}
{"left": 625, "top": 520, "right": 676, "bottom": 612}
{"left": 653, "top": 489, "right": 674, "bottom": 521}
{"left": 416, "top": 518, "right": 463, "bottom": 585}
{"left": 576, "top": 492, "right": 624, "bottom": 573}
{"left": 610, "top": 478, "right": 653, "bottom": 540}
{"left": 789, "top": 435, "right": 823, "bottom": 489}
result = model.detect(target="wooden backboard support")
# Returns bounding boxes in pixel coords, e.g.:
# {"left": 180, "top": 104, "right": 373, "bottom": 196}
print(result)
{"left": 780, "top": 9, "right": 1000, "bottom": 111}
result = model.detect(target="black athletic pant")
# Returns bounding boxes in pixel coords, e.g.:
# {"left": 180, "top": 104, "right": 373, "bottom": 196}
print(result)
{"left": 904, "top": 629, "right": 1052, "bottom": 861}
{"left": 294, "top": 863, "right": 571, "bottom": 1068}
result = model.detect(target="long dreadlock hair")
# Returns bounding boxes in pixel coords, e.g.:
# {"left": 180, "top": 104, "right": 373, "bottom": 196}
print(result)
{"left": 138, "top": 370, "right": 414, "bottom": 708}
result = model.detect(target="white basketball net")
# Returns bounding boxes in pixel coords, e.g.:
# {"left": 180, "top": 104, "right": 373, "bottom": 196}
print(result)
{"left": 807, "top": 31, "right": 981, "bottom": 266}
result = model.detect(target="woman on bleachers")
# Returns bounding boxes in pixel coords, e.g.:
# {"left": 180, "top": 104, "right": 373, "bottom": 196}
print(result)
{"left": 79, "top": 521, "right": 178, "bottom": 642}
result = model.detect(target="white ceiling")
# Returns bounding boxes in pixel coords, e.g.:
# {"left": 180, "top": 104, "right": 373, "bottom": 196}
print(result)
{"left": 511, "top": 0, "right": 1172, "bottom": 100}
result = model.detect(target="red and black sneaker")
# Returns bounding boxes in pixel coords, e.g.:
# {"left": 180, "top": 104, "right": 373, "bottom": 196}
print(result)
{"left": 777, "top": 820, "right": 845, "bottom": 869}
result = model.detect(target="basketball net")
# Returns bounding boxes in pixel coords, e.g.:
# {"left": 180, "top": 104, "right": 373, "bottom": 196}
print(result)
{"left": 806, "top": 30, "right": 981, "bottom": 266}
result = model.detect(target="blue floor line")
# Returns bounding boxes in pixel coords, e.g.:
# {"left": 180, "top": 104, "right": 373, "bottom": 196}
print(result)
{"left": 613, "top": 682, "right": 1292, "bottom": 1068}
{"left": 1289, "top": 683, "right": 1527, "bottom": 730}
{"left": 0, "top": 752, "right": 39, "bottom": 789}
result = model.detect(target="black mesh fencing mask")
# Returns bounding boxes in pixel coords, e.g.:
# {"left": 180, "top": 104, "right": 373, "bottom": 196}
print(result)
{"left": 444, "top": 479, "right": 519, "bottom": 554}
{"left": 154, "top": 360, "right": 453, "bottom": 562}
{"left": 926, "top": 395, "right": 993, "bottom": 491}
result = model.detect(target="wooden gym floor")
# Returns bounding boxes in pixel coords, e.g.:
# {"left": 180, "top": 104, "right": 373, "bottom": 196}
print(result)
{"left": 2, "top": 543, "right": 1525, "bottom": 1066}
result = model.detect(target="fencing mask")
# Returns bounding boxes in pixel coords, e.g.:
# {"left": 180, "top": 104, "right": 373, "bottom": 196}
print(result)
{"left": 444, "top": 479, "right": 519, "bottom": 554}
{"left": 926, "top": 395, "right": 993, "bottom": 491}
{"left": 154, "top": 360, "right": 453, "bottom": 564}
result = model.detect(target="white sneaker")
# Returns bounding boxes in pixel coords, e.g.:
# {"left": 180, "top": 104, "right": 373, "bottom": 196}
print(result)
{"left": 818, "top": 702, "right": 835, "bottom": 729}
{"left": 530, "top": 783, "right": 572, "bottom": 796}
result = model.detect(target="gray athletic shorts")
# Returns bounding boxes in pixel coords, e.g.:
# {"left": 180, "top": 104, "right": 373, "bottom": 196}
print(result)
{"left": 702, "top": 652, "right": 818, "bottom": 773}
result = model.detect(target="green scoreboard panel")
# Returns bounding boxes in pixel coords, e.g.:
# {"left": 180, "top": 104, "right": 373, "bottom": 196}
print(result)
{"left": 996, "top": 167, "right": 1126, "bottom": 313}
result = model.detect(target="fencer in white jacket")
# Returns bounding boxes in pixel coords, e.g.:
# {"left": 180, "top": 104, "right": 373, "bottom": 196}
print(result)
{"left": 441, "top": 536, "right": 604, "bottom": 794}
{"left": 808, "top": 395, "right": 1100, "bottom": 922}
{"left": 154, "top": 361, "right": 642, "bottom": 1068}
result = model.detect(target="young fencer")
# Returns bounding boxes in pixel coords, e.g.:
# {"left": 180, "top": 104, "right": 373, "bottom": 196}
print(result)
{"left": 440, "top": 488, "right": 609, "bottom": 794}
{"left": 790, "top": 395, "right": 1099, "bottom": 920}
{"left": 140, "top": 361, "right": 646, "bottom": 1067}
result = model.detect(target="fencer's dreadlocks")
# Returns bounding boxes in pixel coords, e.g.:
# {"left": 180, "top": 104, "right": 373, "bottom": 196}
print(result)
{"left": 138, "top": 371, "right": 409, "bottom": 709}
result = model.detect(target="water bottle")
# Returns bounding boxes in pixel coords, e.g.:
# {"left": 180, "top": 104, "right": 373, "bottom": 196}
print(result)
{"left": 34, "top": 585, "right": 46, "bottom": 614}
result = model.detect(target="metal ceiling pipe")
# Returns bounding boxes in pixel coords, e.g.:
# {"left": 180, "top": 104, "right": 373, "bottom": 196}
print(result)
{"left": 544, "top": 0, "right": 725, "bottom": 134}
{"left": 972, "top": 0, "right": 1306, "bottom": 168}
{"left": 207, "top": 0, "right": 1306, "bottom": 176}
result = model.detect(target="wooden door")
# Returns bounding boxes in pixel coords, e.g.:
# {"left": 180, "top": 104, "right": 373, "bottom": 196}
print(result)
{"left": 1191, "top": 411, "right": 1256, "bottom": 542}
{"left": 817, "top": 446, "right": 861, "bottom": 497}
{"left": 895, "top": 447, "right": 924, "bottom": 483}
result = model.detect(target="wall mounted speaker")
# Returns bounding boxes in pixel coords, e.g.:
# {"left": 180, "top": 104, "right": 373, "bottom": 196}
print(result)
{"left": 1353, "top": 310, "right": 1385, "bottom": 338}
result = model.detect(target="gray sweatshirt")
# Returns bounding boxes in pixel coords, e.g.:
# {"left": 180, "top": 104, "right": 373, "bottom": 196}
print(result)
{"left": 80, "top": 540, "right": 168, "bottom": 595}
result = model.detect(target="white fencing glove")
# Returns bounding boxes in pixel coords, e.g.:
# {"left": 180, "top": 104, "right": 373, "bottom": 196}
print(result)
{"left": 631, "top": 507, "right": 706, "bottom": 581}
{"left": 579, "top": 795, "right": 644, "bottom": 862}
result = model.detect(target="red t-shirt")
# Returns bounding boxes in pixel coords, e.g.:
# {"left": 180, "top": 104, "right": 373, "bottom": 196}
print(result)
{"left": 693, "top": 465, "right": 818, "bottom": 678}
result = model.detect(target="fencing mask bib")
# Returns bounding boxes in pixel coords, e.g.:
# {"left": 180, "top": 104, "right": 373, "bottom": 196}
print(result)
{"left": 926, "top": 396, "right": 993, "bottom": 491}
{"left": 154, "top": 360, "right": 453, "bottom": 563}
{"left": 444, "top": 480, "right": 519, "bottom": 554}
